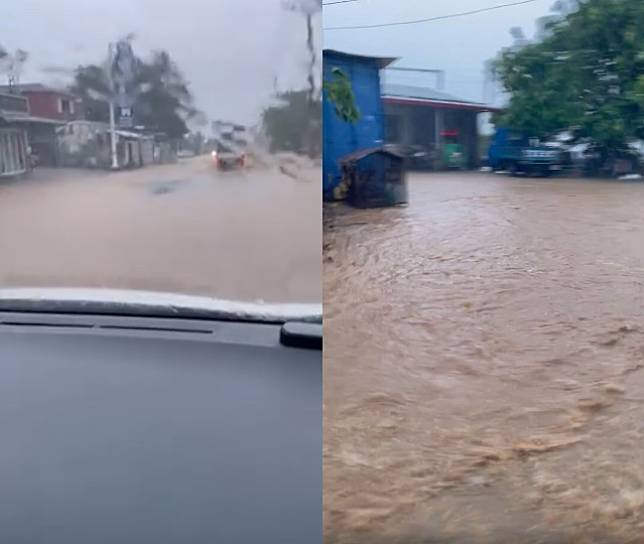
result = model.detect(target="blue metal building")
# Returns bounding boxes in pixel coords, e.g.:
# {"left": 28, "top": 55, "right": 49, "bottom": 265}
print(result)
{"left": 323, "top": 49, "right": 397, "bottom": 200}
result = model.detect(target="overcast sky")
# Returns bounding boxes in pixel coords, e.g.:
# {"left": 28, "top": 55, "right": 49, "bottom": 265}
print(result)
{"left": 3, "top": 0, "right": 557, "bottom": 128}
{"left": 2, "top": 0, "right": 321, "bottom": 128}
{"left": 323, "top": 0, "right": 556, "bottom": 105}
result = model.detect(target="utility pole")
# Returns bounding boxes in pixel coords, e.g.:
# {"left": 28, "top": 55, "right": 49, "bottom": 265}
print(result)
{"left": 107, "top": 43, "right": 118, "bottom": 169}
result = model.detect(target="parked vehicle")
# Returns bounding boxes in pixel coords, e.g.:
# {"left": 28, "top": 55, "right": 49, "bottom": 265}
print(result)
{"left": 392, "top": 144, "right": 436, "bottom": 171}
{"left": 441, "top": 131, "right": 467, "bottom": 170}
{"left": 488, "top": 127, "right": 563, "bottom": 176}
{"left": 177, "top": 149, "right": 196, "bottom": 159}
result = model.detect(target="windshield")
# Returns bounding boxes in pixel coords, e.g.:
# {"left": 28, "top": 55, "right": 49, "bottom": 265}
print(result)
{"left": 1, "top": 0, "right": 322, "bottom": 314}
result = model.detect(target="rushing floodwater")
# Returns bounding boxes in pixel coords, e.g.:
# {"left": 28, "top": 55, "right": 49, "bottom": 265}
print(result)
{"left": 324, "top": 172, "right": 644, "bottom": 544}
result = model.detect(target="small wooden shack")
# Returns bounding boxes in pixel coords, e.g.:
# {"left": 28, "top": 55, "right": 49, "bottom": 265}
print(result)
{"left": 340, "top": 147, "right": 407, "bottom": 208}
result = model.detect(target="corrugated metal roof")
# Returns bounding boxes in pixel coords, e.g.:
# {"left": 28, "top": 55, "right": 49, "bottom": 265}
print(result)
{"left": 341, "top": 146, "right": 404, "bottom": 163}
{"left": 381, "top": 82, "right": 489, "bottom": 107}
{"left": 323, "top": 49, "right": 398, "bottom": 69}
{"left": 382, "top": 83, "right": 472, "bottom": 104}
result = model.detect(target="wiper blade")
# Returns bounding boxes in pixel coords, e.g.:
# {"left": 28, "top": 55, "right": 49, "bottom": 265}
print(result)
{"left": 0, "top": 288, "right": 322, "bottom": 324}
{"left": 280, "top": 321, "right": 323, "bottom": 350}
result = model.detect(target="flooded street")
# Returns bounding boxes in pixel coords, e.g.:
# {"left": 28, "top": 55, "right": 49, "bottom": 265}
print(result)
{"left": 0, "top": 155, "right": 321, "bottom": 303}
{"left": 324, "top": 172, "right": 644, "bottom": 543}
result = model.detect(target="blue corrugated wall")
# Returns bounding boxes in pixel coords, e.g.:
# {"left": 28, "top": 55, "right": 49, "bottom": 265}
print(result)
{"left": 323, "top": 51, "right": 385, "bottom": 200}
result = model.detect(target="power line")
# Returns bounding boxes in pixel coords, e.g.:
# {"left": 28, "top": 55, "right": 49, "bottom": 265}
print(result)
{"left": 323, "top": 0, "right": 359, "bottom": 4}
{"left": 324, "top": 0, "right": 538, "bottom": 30}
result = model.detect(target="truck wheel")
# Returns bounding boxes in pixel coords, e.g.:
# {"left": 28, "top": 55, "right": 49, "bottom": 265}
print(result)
{"left": 508, "top": 162, "right": 519, "bottom": 176}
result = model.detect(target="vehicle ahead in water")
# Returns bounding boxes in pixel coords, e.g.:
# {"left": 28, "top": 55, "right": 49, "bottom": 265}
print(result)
{"left": 0, "top": 288, "right": 321, "bottom": 544}
{"left": 211, "top": 140, "right": 245, "bottom": 171}
{"left": 488, "top": 127, "right": 563, "bottom": 176}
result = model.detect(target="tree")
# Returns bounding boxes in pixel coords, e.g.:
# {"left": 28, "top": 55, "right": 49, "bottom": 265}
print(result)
{"left": 323, "top": 67, "right": 360, "bottom": 123}
{"left": 71, "top": 47, "right": 198, "bottom": 139}
{"left": 492, "top": 0, "right": 644, "bottom": 167}
{"left": 0, "top": 44, "right": 28, "bottom": 88}
{"left": 261, "top": 90, "right": 321, "bottom": 157}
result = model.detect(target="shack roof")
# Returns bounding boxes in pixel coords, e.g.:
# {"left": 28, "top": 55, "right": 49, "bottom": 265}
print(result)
{"left": 341, "top": 146, "right": 404, "bottom": 163}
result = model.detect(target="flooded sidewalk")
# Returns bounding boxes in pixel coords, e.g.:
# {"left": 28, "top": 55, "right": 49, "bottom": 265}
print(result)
{"left": 0, "top": 155, "right": 321, "bottom": 303}
{"left": 324, "top": 171, "right": 644, "bottom": 543}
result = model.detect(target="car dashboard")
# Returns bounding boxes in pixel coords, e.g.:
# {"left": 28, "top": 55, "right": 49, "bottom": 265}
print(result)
{"left": 0, "top": 310, "right": 321, "bottom": 544}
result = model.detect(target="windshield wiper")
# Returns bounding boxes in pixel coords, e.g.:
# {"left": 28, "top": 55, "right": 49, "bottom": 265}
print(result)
{"left": 280, "top": 321, "right": 323, "bottom": 350}
{"left": 0, "top": 288, "right": 322, "bottom": 325}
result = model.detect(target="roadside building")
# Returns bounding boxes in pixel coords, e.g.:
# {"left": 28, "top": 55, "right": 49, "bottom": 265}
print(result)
{"left": 0, "top": 91, "right": 63, "bottom": 176}
{"left": 57, "top": 120, "right": 169, "bottom": 169}
{"left": 0, "top": 84, "right": 84, "bottom": 166}
{"left": 382, "top": 83, "right": 499, "bottom": 169}
{"left": 0, "top": 84, "right": 84, "bottom": 122}
{"left": 0, "top": 92, "right": 30, "bottom": 176}
{"left": 323, "top": 49, "right": 397, "bottom": 200}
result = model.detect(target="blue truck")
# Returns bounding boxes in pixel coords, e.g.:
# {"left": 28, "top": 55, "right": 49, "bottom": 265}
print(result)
{"left": 488, "top": 127, "right": 563, "bottom": 176}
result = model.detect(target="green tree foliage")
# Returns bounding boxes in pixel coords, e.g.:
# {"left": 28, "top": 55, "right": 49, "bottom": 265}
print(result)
{"left": 492, "top": 0, "right": 644, "bottom": 162}
{"left": 323, "top": 67, "right": 360, "bottom": 124}
{"left": 71, "top": 49, "right": 198, "bottom": 139}
{"left": 261, "top": 90, "right": 321, "bottom": 157}
{"left": 72, "top": 65, "right": 111, "bottom": 122}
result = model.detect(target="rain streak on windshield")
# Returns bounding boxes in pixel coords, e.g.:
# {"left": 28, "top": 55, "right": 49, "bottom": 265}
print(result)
{"left": 0, "top": 0, "right": 322, "bottom": 305}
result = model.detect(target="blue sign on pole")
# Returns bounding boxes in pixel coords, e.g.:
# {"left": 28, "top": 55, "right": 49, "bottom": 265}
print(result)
{"left": 118, "top": 106, "right": 133, "bottom": 128}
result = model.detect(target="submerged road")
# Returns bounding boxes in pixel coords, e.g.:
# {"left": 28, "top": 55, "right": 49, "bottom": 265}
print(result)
{"left": 325, "top": 171, "right": 644, "bottom": 543}
{"left": 0, "top": 155, "right": 321, "bottom": 303}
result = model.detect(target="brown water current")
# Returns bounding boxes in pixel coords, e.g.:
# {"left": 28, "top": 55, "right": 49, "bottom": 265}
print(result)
{"left": 324, "top": 172, "right": 644, "bottom": 543}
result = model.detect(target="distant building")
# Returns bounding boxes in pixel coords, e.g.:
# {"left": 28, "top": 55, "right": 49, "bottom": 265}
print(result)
{"left": 57, "top": 120, "right": 174, "bottom": 169}
{"left": 211, "top": 120, "right": 247, "bottom": 153}
{"left": 323, "top": 49, "right": 397, "bottom": 200}
{"left": 0, "top": 83, "right": 84, "bottom": 166}
{"left": 382, "top": 83, "right": 500, "bottom": 169}
{"left": 0, "top": 83, "right": 84, "bottom": 122}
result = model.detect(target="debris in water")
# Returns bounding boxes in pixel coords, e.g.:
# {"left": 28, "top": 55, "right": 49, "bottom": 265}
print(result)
{"left": 577, "top": 397, "right": 612, "bottom": 413}
{"left": 602, "top": 383, "right": 626, "bottom": 395}
{"left": 512, "top": 436, "right": 583, "bottom": 456}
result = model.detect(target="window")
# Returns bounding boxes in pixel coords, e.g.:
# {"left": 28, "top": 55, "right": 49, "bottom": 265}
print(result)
{"left": 59, "top": 98, "right": 72, "bottom": 114}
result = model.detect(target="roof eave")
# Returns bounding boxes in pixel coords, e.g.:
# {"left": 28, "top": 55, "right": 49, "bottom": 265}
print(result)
{"left": 383, "top": 96, "right": 500, "bottom": 113}
{"left": 323, "top": 49, "right": 398, "bottom": 69}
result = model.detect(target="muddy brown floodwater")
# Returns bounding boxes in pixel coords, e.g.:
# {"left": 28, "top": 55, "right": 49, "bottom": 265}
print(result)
{"left": 0, "top": 155, "right": 321, "bottom": 303}
{"left": 324, "top": 172, "right": 644, "bottom": 544}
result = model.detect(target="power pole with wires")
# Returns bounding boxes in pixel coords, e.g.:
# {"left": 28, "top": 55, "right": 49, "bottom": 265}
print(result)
{"left": 282, "top": 0, "right": 321, "bottom": 103}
